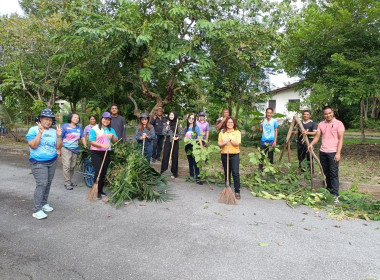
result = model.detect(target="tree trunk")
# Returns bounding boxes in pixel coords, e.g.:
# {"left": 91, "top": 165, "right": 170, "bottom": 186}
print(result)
{"left": 81, "top": 97, "right": 87, "bottom": 128}
{"left": 371, "top": 97, "right": 378, "bottom": 120}
{"left": 364, "top": 97, "right": 369, "bottom": 121}
{"left": 70, "top": 102, "right": 77, "bottom": 113}
{"left": 235, "top": 102, "right": 240, "bottom": 122}
{"left": 228, "top": 97, "right": 232, "bottom": 117}
{"left": 360, "top": 100, "right": 365, "bottom": 142}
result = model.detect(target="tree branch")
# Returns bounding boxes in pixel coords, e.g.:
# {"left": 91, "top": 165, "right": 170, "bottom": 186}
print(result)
{"left": 18, "top": 52, "right": 36, "bottom": 101}
{"left": 127, "top": 93, "right": 140, "bottom": 118}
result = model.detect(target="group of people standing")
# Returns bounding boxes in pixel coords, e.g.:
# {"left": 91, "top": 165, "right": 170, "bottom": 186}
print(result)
{"left": 27, "top": 104, "right": 344, "bottom": 220}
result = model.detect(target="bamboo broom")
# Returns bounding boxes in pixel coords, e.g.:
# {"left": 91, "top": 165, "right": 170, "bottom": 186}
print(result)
{"left": 168, "top": 118, "right": 179, "bottom": 169}
{"left": 218, "top": 142, "right": 237, "bottom": 205}
{"left": 88, "top": 149, "right": 108, "bottom": 202}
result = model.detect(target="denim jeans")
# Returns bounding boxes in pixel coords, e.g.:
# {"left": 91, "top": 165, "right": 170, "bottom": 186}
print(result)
{"left": 139, "top": 140, "right": 153, "bottom": 163}
{"left": 221, "top": 153, "right": 240, "bottom": 193}
{"left": 185, "top": 144, "right": 200, "bottom": 179}
{"left": 319, "top": 151, "right": 339, "bottom": 196}
{"left": 31, "top": 159, "right": 57, "bottom": 213}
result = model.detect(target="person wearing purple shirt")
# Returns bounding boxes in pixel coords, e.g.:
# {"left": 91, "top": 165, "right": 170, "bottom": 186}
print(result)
{"left": 196, "top": 112, "right": 209, "bottom": 142}
{"left": 84, "top": 115, "right": 97, "bottom": 137}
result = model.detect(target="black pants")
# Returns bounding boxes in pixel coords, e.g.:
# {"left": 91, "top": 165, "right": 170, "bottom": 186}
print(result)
{"left": 319, "top": 151, "right": 339, "bottom": 196}
{"left": 161, "top": 139, "right": 179, "bottom": 177}
{"left": 185, "top": 144, "right": 200, "bottom": 179}
{"left": 259, "top": 145, "right": 274, "bottom": 170}
{"left": 91, "top": 150, "right": 111, "bottom": 194}
{"left": 152, "top": 135, "right": 165, "bottom": 159}
{"left": 297, "top": 142, "right": 313, "bottom": 173}
{"left": 221, "top": 153, "right": 240, "bottom": 193}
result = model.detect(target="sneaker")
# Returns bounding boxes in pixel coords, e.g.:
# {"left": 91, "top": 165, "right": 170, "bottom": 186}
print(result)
{"left": 42, "top": 204, "right": 54, "bottom": 212}
{"left": 70, "top": 182, "right": 77, "bottom": 188}
{"left": 152, "top": 158, "right": 156, "bottom": 163}
{"left": 32, "top": 210, "right": 47, "bottom": 220}
{"left": 196, "top": 180, "right": 203, "bottom": 185}
{"left": 97, "top": 194, "right": 102, "bottom": 200}
{"left": 235, "top": 193, "right": 241, "bottom": 200}
{"left": 100, "top": 192, "right": 107, "bottom": 197}
{"left": 334, "top": 196, "right": 339, "bottom": 204}
{"left": 64, "top": 184, "right": 73, "bottom": 190}
{"left": 157, "top": 157, "right": 161, "bottom": 162}
{"left": 170, "top": 175, "right": 175, "bottom": 179}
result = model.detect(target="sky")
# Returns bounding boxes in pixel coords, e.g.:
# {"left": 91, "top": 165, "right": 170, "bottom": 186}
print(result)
{"left": 0, "top": 0, "right": 299, "bottom": 89}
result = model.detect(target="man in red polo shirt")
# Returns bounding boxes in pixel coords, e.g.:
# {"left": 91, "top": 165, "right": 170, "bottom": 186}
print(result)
{"left": 308, "top": 106, "right": 345, "bottom": 203}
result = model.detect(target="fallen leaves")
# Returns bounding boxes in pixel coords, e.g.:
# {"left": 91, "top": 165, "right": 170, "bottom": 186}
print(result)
{"left": 258, "top": 242, "right": 269, "bottom": 247}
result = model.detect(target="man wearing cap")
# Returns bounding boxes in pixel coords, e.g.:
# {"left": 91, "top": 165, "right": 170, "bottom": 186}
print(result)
{"left": 150, "top": 107, "right": 167, "bottom": 162}
{"left": 110, "top": 104, "right": 127, "bottom": 141}
{"left": 292, "top": 110, "right": 317, "bottom": 172}
{"left": 196, "top": 112, "right": 209, "bottom": 143}
{"left": 26, "top": 109, "right": 62, "bottom": 220}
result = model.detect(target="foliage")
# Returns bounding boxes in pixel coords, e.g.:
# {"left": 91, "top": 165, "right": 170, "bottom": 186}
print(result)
{"left": 107, "top": 142, "right": 173, "bottom": 208}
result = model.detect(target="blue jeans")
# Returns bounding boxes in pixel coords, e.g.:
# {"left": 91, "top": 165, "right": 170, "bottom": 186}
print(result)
{"left": 31, "top": 159, "right": 57, "bottom": 213}
{"left": 320, "top": 151, "right": 340, "bottom": 196}
{"left": 139, "top": 140, "right": 153, "bottom": 163}
{"left": 185, "top": 144, "right": 200, "bottom": 179}
{"left": 221, "top": 153, "right": 240, "bottom": 193}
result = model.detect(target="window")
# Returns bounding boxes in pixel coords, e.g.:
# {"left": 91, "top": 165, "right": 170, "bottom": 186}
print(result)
{"left": 268, "top": 100, "right": 276, "bottom": 112}
{"left": 288, "top": 99, "right": 300, "bottom": 111}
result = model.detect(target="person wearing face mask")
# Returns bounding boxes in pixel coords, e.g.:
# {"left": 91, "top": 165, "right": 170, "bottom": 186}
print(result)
{"left": 160, "top": 112, "right": 182, "bottom": 179}
{"left": 184, "top": 113, "right": 203, "bottom": 185}
{"left": 61, "top": 113, "right": 87, "bottom": 190}
{"left": 135, "top": 113, "right": 155, "bottom": 163}
{"left": 26, "top": 109, "right": 62, "bottom": 220}
{"left": 89, "top": 112, "right": 118, "bottom": 199}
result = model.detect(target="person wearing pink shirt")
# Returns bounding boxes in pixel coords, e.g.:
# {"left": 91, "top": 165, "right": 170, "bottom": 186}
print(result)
{"left": 308, "top": 106, "right": 345, "bottom": 202}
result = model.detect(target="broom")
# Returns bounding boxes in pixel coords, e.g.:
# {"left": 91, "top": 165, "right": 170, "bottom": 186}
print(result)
{"left": 168, "top": 118, "right": 179, "bottom": 169}
{"left": 218, "top": 142, "right": 237, "bottom": 205}
{"left": 309, "top": 147, "right": 314, "bottom": 191}
{"left": 142, "top": 137, "right": 145, "bottom": 156}
{"left": 88, "top": 149, "right": 108, "bottom": 201}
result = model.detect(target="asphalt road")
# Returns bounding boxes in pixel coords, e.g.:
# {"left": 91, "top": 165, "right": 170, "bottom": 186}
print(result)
{"left": 0, "top": 152, "right": 379, "bottom": 280}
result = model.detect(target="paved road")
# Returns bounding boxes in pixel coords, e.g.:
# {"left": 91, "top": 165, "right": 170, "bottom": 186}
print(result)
{"left": 0, "top": 153, "right": 379, "bottom": 280}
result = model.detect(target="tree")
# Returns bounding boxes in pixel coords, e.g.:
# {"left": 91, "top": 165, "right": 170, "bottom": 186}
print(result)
{"left": 279, "top": 0, "right": 380, "bottom": 139}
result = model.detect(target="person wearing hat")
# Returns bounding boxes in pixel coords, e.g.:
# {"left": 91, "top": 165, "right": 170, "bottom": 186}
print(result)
{"left": 196, "top": 112, "right": 210, "bottom": 144}
{"left": 61, "top": 113, "right": 87, "bottom": 190}
{"left": 88, "top": 112, "right": 118, "bottom": 199}
{"left": 292, "top": 110, "right": 318, "bottom": 172}
{"left": 135, "top": 113, "right": 155, "bottom": 163}
{"left": 161, "top": 111, "right": 182, "bottom": 178}
{"left": 150, "top": 107, "right": 167, "bottom": 162}
{"left": 26, "top": 109, "right": 62, "bottom": 220}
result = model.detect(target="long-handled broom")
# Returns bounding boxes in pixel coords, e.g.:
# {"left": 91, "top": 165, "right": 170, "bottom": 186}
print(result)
{"left": 88, "top": 149, "right": 108, "bottom": 202}
{"left": 168, "top": 118, "right": 179, "bottom": 170}
{"left": 142, "top": 137, "right": 145, "bottom": 156}
{"left": 309, "top": 147, "right": 314, "bottom": 191}
{"left": 218, "top": 142, "right": 237, "bottom": 205}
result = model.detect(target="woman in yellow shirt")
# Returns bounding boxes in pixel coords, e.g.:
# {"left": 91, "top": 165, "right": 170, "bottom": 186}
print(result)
{"left": 218, "top": 117, "right": 242, "bottom": 199}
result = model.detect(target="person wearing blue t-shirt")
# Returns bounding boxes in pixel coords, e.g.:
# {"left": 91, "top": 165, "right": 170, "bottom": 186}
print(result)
{"left": 61, "top": 113, "right": 87, "bottom": 190}
{"left": 184, "top": 113, "right": 203, "bottom": 185}
{"left": 26, "top": 109, "right": 62, "bottom": 220}
{"left": 258, "top": 107, "right": 278, "bottom": 170}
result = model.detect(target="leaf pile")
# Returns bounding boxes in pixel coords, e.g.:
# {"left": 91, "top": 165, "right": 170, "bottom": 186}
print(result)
{"left": 106, "top": 142, "right": 173, "bottom": 208}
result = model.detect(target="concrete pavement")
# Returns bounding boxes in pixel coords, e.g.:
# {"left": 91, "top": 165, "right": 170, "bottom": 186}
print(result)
{"left": 0, "top": 153, "right": 379, "bottom": 280}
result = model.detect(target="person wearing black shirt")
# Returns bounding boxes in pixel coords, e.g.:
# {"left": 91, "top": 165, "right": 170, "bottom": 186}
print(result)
{"left": 293, "top": 110, "right": 317, "bottom": 172}
{"left": 150, "top": 107, "right": 167, "bottom": 162}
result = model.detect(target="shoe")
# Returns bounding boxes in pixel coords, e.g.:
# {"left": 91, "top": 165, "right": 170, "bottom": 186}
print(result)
{"left": 157, "top": 157, "right": 161, "bottom": 162}
{"left": 170, "top": 175, "right": 175, "bottom": 179}
{"left": 32, "top": 210, "right": 47, "bottom": 220}
{"left": 334, "top": 196, "right": 339, "bottom": 204}
{"left": 64, "top": 184, "right": 73, "bottom": 190}
{"left": 235, "top": 193, "right": 241, "bottom": 200}
{"left": 152, "top": 158, "right": 156, "bottom": 163}
{"left": 42, "top": 204, "right": 54, "bottom": 212}
{"left": 196, "top": 180, "right": 203, "bottom": 185}
{"left": 100, "top": 192, "right": 107, "bottom": 197}
{"left": 70, "top": 182, "right": 77, "bottom": 187}
{"left": 97, "top": 194, "right": 102, "bottom": 200}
